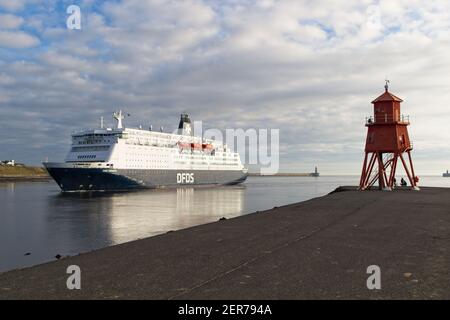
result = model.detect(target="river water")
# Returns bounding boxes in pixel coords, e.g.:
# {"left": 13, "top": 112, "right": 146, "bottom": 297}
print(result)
{"left": 1, "top": 176, "right": 448, "bottom": 272}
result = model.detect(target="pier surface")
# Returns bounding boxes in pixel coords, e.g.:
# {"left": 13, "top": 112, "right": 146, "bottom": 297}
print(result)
{"left": 1, "top": 187, "right": 449, "bottom": 299}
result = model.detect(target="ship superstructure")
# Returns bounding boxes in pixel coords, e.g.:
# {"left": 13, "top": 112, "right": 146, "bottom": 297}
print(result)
{"left": 44, "top": 112, "right": 248, "bottom": 192}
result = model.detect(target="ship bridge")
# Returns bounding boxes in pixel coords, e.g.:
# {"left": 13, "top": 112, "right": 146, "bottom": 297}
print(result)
{"left": 67, "top": 128, "right": 124, "bottom": 163}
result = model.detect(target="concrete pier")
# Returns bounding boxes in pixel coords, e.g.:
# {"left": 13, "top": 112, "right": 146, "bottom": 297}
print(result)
{"left": 0, "top": 187, "right": 449, "bottom": 299}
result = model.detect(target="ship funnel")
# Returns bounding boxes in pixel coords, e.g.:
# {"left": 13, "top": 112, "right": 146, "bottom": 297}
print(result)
{"left": 178, "top": 113, "right": 193, "bottom": 136}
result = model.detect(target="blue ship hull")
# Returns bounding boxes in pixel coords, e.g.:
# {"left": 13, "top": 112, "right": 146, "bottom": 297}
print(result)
{"left": 44, "top": 165, "right": 248, "bottom": 192}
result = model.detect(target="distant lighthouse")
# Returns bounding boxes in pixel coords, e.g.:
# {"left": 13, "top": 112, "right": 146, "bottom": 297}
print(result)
{"left": 359, "top": 82, "right": 419, "bottom": 190}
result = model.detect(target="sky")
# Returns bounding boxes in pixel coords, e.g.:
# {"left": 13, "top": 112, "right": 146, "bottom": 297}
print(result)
{"left": 1, "top": 0, "right": 450, "bottom": 174}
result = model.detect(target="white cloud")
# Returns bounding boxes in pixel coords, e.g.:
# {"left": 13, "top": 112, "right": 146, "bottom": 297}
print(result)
{"left": 0, "top": 14, "right": 24, "bottom": 29}
{"left": 0, "top": 30, "right": 39, "bottom": 48}
{"left": 0, "top": 73, "right": 15, "bottom": 85}
{"left": 0, "top": 0, "right": 28, "bottom": 11}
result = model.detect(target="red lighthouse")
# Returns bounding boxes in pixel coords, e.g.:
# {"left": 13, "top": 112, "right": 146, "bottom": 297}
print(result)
{"left": 359, "top": 81, "right": 419, "bottom": 190}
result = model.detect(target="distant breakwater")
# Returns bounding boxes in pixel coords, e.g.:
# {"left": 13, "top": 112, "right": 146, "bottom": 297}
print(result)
{"left": 248, "top": 172, "right": 318, "bottom": 177}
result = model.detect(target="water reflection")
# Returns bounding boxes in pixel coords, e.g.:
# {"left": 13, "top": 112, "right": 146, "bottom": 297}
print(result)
{"left": 81, "top": 187, "right": 245, "bottom": 243}
{"left": 0, "top": 183, "right": 246, "bottom": 272}
{"left": 3, "top": 175, "right": 448, "bottom": 272}
{"left": 47, "top": 186, "right": 246, "bottom": 245}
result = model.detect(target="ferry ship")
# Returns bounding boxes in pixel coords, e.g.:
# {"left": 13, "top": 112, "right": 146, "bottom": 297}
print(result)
{"left": 44, "top": 112, "right": 248, "bottom": 192}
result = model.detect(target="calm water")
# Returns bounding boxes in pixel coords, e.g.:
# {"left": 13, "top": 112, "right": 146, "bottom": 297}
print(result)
{"left": 1, "top": 176, "right": 448, "bottom": 272}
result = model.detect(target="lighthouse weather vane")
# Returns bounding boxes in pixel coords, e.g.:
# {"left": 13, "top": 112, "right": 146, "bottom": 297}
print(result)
{"left": 385, "top": 79, "right": 390, "bottom": 91}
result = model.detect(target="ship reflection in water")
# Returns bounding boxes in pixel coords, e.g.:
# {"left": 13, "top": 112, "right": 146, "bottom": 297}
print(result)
{"left": 75, "top": 186, "right": 246, "bottom": 245}
{"left": 47, "top": 186, "right": 246, "bottom": 253}
{"left": 0, "top": 182, "right": 245, "bottom": 272}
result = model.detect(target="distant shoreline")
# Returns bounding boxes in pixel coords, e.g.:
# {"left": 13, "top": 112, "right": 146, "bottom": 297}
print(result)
{"left": 0, "top": 165, "right": 50, "bottom": 182}
{"left": 0, "top": 176, "right": 51, "bottom": 182}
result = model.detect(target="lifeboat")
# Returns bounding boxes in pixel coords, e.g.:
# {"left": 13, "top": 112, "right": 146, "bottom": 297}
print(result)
{"left": 191, "top": 143, "right": 202, "bottom": 149}
{"left": 177, "top": 142, "right": 191, "bottom": 149}
{"left": 202, "top": 143, "right": 213, "bottom": 150}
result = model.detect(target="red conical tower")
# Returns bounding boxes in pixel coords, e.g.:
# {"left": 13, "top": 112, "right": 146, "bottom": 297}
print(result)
{"left": 359, "top": 81, "right": 419, "bottom": 190}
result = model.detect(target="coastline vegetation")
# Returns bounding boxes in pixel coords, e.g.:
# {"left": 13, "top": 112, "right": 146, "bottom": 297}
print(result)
{"left": 0, "top": 166, "right": 49, "bottom": 179}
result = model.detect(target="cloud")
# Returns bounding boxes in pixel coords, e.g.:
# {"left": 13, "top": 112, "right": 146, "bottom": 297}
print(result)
{"left": 1, "top": 0, "right": 450, "bottom": 174}
{"left": 0, "top": 0, "right": 28, "bottom": 11}
{"left": 0, "top": 30, "right": 39, "bottom": 48}
{"left": 0, "top": 14, "right": 24, "bottom": 29}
